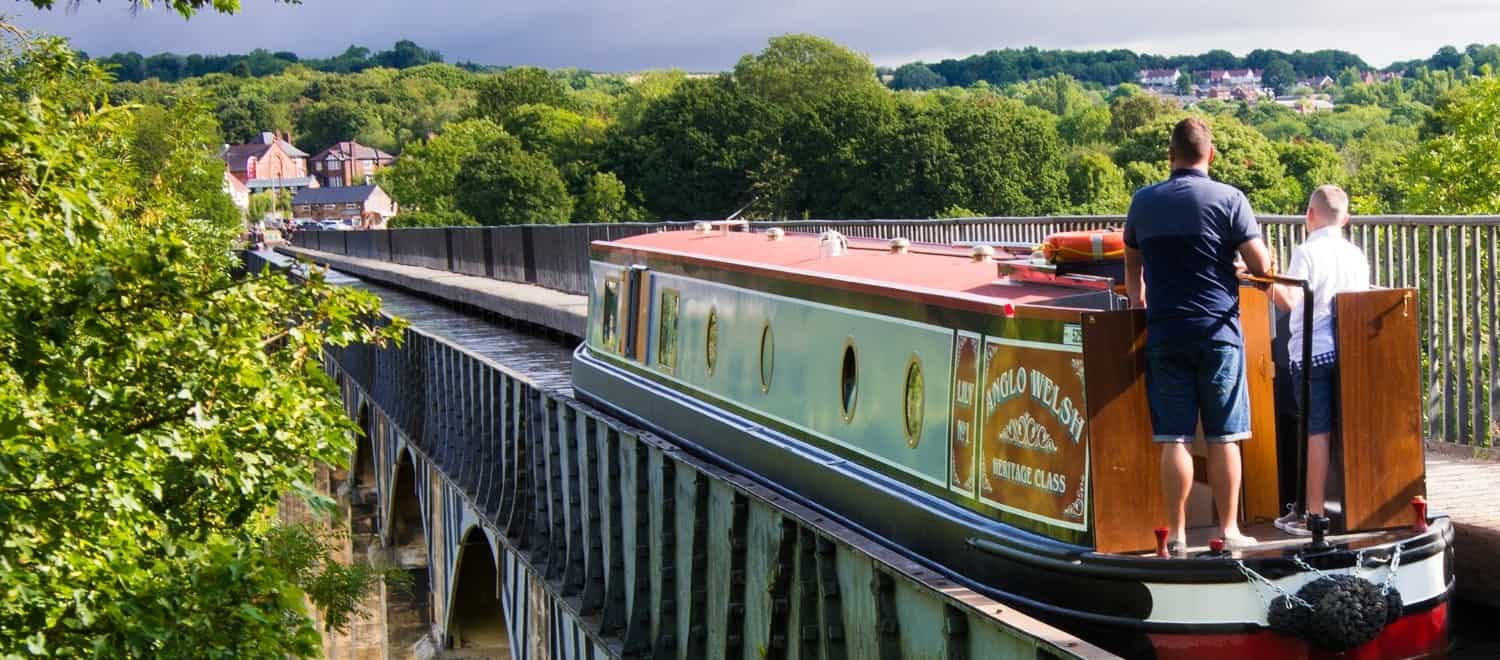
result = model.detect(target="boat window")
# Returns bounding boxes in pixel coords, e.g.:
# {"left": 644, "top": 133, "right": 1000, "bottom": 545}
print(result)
{"left": 602, "top": 277, "right": 620, "bottom": 352}
{"left": 759, "top": 322, "right": 774, "bottom": 393}
{"left": 705, "top": 306, "right": 719, "bottom": 376}
{"left": 840, "top": 340, "right": 858, "bottom": 422}
{"left": 904, "top": 355, "right": 924, "bottom": 447}
{"left": 657, "top": 289, "right": 679, "bottom": 371}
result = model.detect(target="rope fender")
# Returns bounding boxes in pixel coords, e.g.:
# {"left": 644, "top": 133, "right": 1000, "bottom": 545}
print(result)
{"left": 1267, "top": 574, "right": 1404, "bottom": 651}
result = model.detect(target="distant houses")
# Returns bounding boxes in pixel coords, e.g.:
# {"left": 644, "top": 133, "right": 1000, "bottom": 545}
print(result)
{"left": 220, "top": 131, "right": 319, "bottom": 194}
{"left": 1137, "top": 68, "right": 1181, "bottom": 90}
{"left": 309, "top": 140, "right": 396, "bottom": 188}
{"left": 290, "top": 185, "right": 396, "bottom": 228}
{"left": 221, "top": 131, "right": 406, "bottom": 225}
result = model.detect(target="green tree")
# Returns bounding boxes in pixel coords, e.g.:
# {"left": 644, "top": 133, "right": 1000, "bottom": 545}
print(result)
{"left": 1066, "top": 149, "right": 1130, "bottom": 213}
{"left": 1276, "top": 138, "right": 1347, "bottom": 205}
{"left": 574, "top": 172, "right": 643, "bottom": 223}
{"left": 454, "top": 141, "right": 574, "bottom": 225}
{"left": 1107, "top": 91, "right": 1175, "bottom": 141}
{"left": 778, "top": 87, "right": 900, "bottom": 217}
{"left": 1114, "top": 113, "right": 1295, "bottom": 211}
{"left": 214, "top": 95, "right": 278, "bottom": 144}
{"left": 733, "top": 34, "right": 881, "bottom": 111}
{"left": 1058, "top": 104, "right": 1111, "bottom": 145}
{"left": 890, "top": 62, "right": 946, "bottom": 91}
{"left": 608, "top": 76, "right": 781, "bottom": 218}
{"left": 294, "top": 99, "right": 371, "bottom": 155}
{"left": 1343, "top": 126, "right": 1413, "bottom": 213}
{"left": 1018, "top": 73, "right": 1093, "bottom": 117}
{"left": 0, "top": 33, "right": 400, "bottom": 657}
{"left": 1404, "top": 77, "right": 1500, "bottom": 213}
{"left": 27, "top": 1, "right": 280, "bottom": 18}
{"left": 471, "top": 66, "right": 571, "bottom": 122}
{"left": 1264, "top": 59, "right": 1296, "bottom": 94}
{"left": 1175, "top": 72, "right": 1193, "bottom": 96}
{"left": 939, "top": 97, "right": 1068, "bottom": 215}
{"left": 376, "top": 118, "right": 509, "bottom": 212}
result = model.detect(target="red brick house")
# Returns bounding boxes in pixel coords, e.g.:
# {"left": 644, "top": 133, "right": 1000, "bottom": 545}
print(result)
{"left": 291, "top": 185, "right": 396, "bottom": 227}
{"left": 221, "top": 132, "right": 318, "bottom": 193}
{"left": 309, "top": 141, "right": 395, "bottom": 188}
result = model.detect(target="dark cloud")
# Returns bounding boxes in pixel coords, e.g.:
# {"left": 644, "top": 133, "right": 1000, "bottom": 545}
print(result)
{"left": 8, "top": 0, "right": 1500, "bottom": 71}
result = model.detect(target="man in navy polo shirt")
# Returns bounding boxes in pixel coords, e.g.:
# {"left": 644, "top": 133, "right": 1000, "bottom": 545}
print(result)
{"left": 1124, "top": 117, "right": 1274, "bottom": 555}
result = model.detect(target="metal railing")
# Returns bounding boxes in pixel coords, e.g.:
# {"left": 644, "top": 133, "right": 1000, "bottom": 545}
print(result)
{"left": 287, "top": 215, "right": 1500, "bottom": 447}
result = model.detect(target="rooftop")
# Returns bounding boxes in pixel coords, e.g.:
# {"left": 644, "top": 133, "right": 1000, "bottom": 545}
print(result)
{"left": 602, "top": 229, "right": 1097, "bottom": 310}
{"left": 292, "top": 184, "right": 382, "bottom": 205}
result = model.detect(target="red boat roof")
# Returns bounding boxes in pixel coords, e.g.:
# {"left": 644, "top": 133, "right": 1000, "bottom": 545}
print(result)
{"left": 598, "top": 229, "right": 1099, "bottom": 308}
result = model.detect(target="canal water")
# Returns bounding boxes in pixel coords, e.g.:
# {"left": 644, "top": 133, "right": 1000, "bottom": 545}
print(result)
{"left": 275, "top": 250, "right": 1497, "bottom": 660}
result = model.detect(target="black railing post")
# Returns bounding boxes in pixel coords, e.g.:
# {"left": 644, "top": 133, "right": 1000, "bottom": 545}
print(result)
{"left": 521, "top": 226, "right": 537, "bottom": 285}
{"left": 483, "top": 227, "right": 495, "bottom": 278}
{"left": 444, "top": 228, "right": 455, "bottom": 272}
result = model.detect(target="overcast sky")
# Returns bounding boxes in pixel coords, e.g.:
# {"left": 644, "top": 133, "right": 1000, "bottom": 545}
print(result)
{"left": 8, "top": 0, "right": 1500, "bottom": 72}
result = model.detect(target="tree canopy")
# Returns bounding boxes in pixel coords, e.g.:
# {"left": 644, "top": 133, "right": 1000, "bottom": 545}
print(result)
{"left": 0, "top": 31, "right": 400, "bottom": 657}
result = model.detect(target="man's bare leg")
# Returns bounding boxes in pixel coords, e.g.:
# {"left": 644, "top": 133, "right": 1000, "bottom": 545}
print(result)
{"left": 1207, "top": 442, "right": 1247, "bottom": 539}
{"left": 1306, "top": 433, "right": 1330, "bottom": 516}
{"left": 1161, "top": 442, "right": 1193, "bottom": 544}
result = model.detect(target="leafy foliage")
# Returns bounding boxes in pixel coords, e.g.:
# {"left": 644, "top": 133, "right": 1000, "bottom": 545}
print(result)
{"left": 472, "top": 66, "right": 572, "bottom": 122}
{"left": 376, "top": 118, "right": 508, "bottom": 214}
{"left": 733, "top": 34, "right": 882, "bottom": 111}
{"left": 454, "top": 138, "right": 574, "bottom": 225}
{"left": 1404, "top": 77, "right": 1500, "bottom": 213}
{"left": 0, "top": 32, "right": 401, "bottom": 657}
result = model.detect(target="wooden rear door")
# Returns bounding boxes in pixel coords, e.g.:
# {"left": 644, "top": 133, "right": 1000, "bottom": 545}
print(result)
{"left": 1082, "top": 308, "right": 1162, "bottom": 553}
{"left": 1336, "top": 288, "right": 1424, "bottom": 531}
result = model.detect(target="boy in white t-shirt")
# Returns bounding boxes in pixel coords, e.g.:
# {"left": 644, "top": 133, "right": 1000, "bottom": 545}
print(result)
{"left": 1271, "top": 185, "right": 1370, "bottom": 536}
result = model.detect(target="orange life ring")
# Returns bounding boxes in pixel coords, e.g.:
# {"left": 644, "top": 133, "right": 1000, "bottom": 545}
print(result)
{"left": 1041, "top": 229, "right": 1126, "bottom": 263}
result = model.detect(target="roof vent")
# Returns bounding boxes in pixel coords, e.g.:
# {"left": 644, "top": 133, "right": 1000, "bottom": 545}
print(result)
{"left": 693, "top": 221, "right": 713, "bottom": 234}
{"left": 889, "top": 237, "right": 910, "bottom": 254}
{"left": 766, "top": 227, "right": 785, "bottom": 241}
{"left": 819, "top": 230, "right": 848, "bottom": 258}
{"left": 970, "top": 244, "right": 996, "bottom": 263}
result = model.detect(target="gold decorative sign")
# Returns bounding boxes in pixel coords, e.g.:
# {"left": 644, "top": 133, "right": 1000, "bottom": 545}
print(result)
{"left": 949, "top": 333, "right": 980, "bottom": 495}
{"left": 977, "top": 338, "right": 1090, "bottom": 531}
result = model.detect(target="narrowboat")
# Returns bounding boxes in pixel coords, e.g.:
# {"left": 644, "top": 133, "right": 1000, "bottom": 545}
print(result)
{"left": 571, "top": 223, "right": 1453, "bottom": 659}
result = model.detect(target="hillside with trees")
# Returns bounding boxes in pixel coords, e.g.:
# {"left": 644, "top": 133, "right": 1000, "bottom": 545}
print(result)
{"left": 92, "top": 35, "right": 1500, "bottom": 226}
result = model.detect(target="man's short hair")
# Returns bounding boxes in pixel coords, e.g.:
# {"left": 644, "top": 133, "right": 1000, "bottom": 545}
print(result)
{"left": 1308, "top": 185, "right": 1350, "bottom": 223}
{"left": 1169, "top": 117, "right": 1213, "bottom": 163}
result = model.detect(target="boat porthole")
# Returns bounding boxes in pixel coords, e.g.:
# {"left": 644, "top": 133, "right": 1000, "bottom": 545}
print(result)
{"left": 903, "top": 355, "right": 924, "bottom": 447}
{"left": 840, "top": 339, "right": 858, "bottom": 423}
{"left": 706, "top": 307, "right": 718, "bottom": 376}
{"left": 759, "top": 321, "right": 774, "bottom": 393}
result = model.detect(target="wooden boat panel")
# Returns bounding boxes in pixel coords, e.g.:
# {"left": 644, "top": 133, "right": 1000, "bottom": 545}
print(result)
{"left": 1081, "top": 308, "right": 1163, "bottom": 554}
{"left": 1336, "top": 288, "right": 1425, "bottom": 531}
{"left": 1239, "top": 286, "right": 1281, "bottom": 522}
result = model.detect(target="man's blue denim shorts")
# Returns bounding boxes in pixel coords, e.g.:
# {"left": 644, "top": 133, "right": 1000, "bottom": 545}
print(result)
{"left": 1144, "top": 339, "right": 1251, "bottom": 443}
{"left": 1290, "top": 360, "right": 1337, "bottom": 436}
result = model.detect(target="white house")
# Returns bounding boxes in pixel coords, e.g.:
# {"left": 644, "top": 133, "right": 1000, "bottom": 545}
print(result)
{"left": 1138, "top": 68, "right": 1181, "bottom": 88}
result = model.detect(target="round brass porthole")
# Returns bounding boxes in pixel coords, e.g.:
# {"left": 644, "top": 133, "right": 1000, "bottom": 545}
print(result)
{"left": 839, "top": 338, "right": 858, "bottom": 423}
{"left": 705, "top": 307, "right": 719, "bottom": 377}
{"left": 759, "top": 321, "right": 774, "bottom": 393}
{"left": 903, "top": 354, "right": 924, "bottom": 447}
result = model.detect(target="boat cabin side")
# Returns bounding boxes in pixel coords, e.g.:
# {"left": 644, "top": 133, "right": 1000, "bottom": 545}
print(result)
{"left": 582, "top": 228, "right": 1427, "bottom": 555}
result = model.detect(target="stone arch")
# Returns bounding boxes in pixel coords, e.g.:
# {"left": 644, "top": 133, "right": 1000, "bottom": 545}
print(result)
{"left": 386, "top": 449, "right": 432, "bottom": 652}
{"left": 445, "top": 526, "right": 510, "bottom": 656}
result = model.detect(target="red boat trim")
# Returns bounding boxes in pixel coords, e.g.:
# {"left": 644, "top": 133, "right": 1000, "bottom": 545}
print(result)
{"left": 1147, "top": 601, "right": 1450, "bottom": 660}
